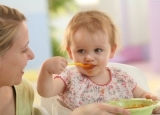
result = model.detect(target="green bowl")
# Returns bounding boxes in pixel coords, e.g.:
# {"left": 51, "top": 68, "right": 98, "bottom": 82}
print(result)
{"left": 109, "top": 98, "right": 160, "bottom": 115}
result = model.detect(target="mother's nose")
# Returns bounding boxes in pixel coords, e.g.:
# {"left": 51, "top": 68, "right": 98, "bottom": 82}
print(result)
{"left": 27, "top": 48, "right": 35, "bottom": 60}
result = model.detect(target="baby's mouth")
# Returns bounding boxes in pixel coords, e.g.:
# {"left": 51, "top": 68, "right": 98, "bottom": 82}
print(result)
{"left": 83, "top": 65, "right": 95, "bottom": 69}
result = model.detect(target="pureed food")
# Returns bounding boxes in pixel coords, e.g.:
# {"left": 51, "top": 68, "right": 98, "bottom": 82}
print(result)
{"left": 125, "top": 104, "right": 146, "bottom": 109}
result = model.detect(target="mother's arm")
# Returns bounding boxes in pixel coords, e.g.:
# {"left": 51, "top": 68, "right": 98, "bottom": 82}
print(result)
{"left": 70, "top": 103, "right": 130, "bottom": 115}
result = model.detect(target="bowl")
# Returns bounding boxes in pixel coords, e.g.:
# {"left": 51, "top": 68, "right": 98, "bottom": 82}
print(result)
{"left": 109, "top": 98, "right": 160, "bottom": 115}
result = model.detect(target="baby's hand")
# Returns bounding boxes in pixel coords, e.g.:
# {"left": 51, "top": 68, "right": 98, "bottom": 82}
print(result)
{"left": 145, "top": 94, "right": 159, "bottom": 101}
{"left": 43, "top": 56, "right": 68, "bottom": 74}
{"left": 145, "top": 95, "right": 160, "bottom": 114}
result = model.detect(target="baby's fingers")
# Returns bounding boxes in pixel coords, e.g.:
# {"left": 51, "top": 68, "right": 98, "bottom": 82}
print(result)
{"left": 146, "top": 95, "right": 152, "bottom": 99}
{"left": 146, "top": 95, "right": 159, "bottom": 101}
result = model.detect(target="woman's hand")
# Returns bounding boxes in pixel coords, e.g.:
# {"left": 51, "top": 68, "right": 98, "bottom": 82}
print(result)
{"left": 70, "top": 103, "right": 130, "bottom": 115}
{"left": 153, "top": 106, "right": 160, "bottom": 114}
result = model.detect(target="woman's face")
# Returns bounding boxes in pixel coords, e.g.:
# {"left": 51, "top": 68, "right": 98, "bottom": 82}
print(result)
{"left": 0, "top": 21, "right": 34, "bottom": 87}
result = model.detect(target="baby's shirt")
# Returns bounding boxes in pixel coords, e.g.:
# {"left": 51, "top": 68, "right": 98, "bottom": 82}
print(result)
{"left": 55, "top": 66, "right": 137, "bottom": 110}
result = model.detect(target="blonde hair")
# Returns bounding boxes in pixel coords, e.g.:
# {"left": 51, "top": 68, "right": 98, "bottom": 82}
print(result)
{"left": 61, "top": 10, "right": 120, "bottom": 52}
{"left": 0, "top": 5, "right": 26, "bottom": 56}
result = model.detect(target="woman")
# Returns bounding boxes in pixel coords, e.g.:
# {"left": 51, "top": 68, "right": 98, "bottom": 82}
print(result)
{"left": 0, "top": 4, "right": 130, "bottom": 115}
{"left": 0, "top": 4, "right": 35, "bottom": 115}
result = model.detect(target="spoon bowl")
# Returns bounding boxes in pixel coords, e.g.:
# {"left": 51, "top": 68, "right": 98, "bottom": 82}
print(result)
{"left": 68, "top": 63, "right": 93, "bottom": 69}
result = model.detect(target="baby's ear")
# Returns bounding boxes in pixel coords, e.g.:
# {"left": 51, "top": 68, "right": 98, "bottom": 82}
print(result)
{"left": 109, "top": 45, "right": 117, "bottom": 58}
{"left": 67, "top": 48, "right": 73, "bottom": 60}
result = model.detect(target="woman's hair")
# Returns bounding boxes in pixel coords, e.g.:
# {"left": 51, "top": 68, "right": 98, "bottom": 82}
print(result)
{"left": 61, "top": 10, "right": 120, "bottom": 52}
{"left": 0, "top": 5, "right": 26, "bottom": 56}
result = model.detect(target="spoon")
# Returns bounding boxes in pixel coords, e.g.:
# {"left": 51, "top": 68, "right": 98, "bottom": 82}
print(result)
{"left": 68, "top": 63, "right": 93, "bottom": 68}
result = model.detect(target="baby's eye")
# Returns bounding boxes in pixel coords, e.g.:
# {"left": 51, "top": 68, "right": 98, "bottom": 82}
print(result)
{"left": 77, "top": 49, "right": 85, "bottom": 53}
{"left": 95, "top": 48, "right": 102, "bottom": 52}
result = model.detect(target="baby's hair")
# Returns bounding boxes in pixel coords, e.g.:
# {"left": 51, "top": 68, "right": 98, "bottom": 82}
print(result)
{"left": 61, "top": 10, "right": 120, "bottom": 53}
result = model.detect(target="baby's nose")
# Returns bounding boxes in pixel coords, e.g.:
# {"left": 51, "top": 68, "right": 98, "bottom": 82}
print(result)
{"left": 85, "top": 55, "right": 95, "bottom": 62}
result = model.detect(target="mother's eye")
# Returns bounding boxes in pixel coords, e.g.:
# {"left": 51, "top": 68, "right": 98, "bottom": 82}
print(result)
{"left": 22, "top": 48, "right": 28, "bottom": 53}
{"left": 95, "top": 48, "right": 102, "bottom": 52}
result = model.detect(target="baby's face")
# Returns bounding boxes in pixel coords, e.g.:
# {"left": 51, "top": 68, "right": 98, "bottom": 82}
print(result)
{"left": 67, "top": 27, "right": 116, "bottom": 77}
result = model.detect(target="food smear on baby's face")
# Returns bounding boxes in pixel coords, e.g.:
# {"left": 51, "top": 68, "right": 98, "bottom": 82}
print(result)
{"left": 82, "top": 64, "right": 94, "bottom": 69}
{"left": 82, "top": 64, "right": 94, "bottom": 73}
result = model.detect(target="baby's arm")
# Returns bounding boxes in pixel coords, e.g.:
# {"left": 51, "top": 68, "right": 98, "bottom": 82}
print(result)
{"left": 133, "top": 85, "right": 160, "bottom": 113}
{"left": 37, "top": 56, "right": 68, "bottom": 97}
{"left": 133, "top": 85, "right": 159, "bottom": 100}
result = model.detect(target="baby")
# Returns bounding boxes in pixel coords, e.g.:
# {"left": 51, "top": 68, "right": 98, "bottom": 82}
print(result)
{"left": 37, "top": 10, "right": 160, "bottom": 114}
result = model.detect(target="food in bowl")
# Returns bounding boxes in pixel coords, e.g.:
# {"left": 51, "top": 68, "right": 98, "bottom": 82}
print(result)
{"left": 124, "top": 103, "right": 145, "bottom": 109}
{"left": 109, "top": 98, "right": 160, "bottom": 115}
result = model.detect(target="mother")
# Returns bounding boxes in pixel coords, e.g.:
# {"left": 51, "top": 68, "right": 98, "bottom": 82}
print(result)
{"left": 0, "top": 4, "right": 130, "bottom": 115}
{"left": 0, "top": 4, "right": 35, "bottom": 115}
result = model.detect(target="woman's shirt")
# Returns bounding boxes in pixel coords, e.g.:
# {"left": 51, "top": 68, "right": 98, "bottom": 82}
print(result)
{"left": 55, "top": 66, "right": 137, "bottom": 110}
{"left": 14, "top": 78, "right": 34, "bottom": 115}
